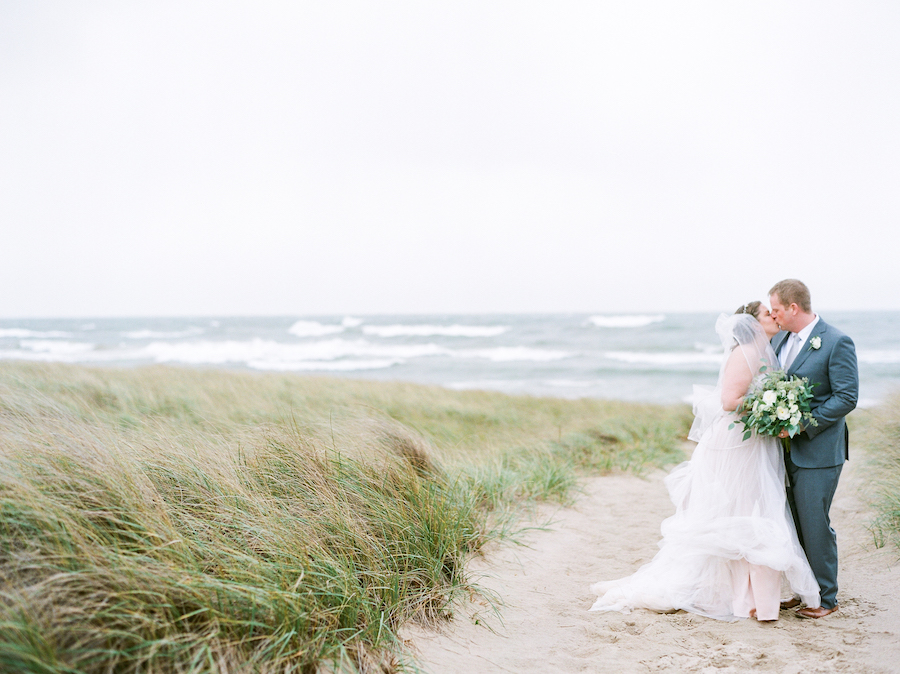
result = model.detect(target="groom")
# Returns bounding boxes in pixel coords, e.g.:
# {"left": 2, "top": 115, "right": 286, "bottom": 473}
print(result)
{"left": 768, "top": 279, "right": 859, "bottom": 619}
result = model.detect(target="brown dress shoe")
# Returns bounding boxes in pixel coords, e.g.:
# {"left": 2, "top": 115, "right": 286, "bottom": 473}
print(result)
{"left": 780, "top": 597, "right": 802, "bottom": 610}
{"left": 796, "top": 605, "right": 839, "bottom": 619}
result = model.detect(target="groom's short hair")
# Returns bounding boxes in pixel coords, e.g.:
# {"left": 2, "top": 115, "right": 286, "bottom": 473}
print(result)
{"left": 769, "top": 279, "right": 812, "bottom": 313}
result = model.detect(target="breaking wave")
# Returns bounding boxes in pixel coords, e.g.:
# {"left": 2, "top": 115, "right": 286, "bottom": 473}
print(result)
{"left": 588, "top": 315, "right": 666, "bottom": 328}
{"left": 362, "top": 324, "right": 508, "bottom": 338}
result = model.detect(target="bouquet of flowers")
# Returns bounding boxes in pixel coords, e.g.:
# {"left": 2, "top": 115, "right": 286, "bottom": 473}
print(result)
{"left": 730, "top": 367, "right": 818, "bottom": 450}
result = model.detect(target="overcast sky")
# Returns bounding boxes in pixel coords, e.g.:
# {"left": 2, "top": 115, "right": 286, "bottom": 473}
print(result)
{"left": 3, "top": 1, "right": 899, "bottom": 318}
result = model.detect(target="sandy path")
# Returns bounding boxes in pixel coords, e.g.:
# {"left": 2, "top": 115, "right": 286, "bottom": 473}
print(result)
{"left": 401, "top": 447, "right": 900, "bottom": 673}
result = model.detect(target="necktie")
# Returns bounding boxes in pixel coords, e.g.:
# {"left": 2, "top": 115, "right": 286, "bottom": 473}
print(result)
{"left": 782, "top": 334, "right": 799, "bottom": 371}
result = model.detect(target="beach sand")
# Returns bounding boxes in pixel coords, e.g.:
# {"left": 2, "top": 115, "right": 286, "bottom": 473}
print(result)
{"left": 401, "top": 445, "right": 900, "bottom": 673}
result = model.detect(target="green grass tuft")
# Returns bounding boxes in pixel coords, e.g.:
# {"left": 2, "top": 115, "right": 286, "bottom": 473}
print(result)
{"left": 854, "top": 392, "right": 900, "bottom": 550}
{"left": 0, "top": 362, "right": 690, "bottom": 673}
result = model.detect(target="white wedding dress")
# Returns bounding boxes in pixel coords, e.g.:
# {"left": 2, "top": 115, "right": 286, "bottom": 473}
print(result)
{"left": 590, "top": 314, "right": 821, "bottom": 620}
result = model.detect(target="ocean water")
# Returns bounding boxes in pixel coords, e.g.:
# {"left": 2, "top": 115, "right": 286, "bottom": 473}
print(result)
{"left": 1, "top": 313, "right": 898, "bottom": 407}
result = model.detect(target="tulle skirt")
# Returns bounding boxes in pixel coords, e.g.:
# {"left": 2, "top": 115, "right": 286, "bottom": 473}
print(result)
{"left": 589, "top": 411, "right": 820, "bottom": 620}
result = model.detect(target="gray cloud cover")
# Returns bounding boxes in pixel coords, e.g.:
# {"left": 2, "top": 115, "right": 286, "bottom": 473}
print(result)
{"left": 2, "top": 1, "right": 899, "bottom": 316}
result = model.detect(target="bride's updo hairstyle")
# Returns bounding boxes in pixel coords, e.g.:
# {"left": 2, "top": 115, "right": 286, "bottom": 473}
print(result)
{"left": 734, "top": 301, "right": 762, "bottom": 319}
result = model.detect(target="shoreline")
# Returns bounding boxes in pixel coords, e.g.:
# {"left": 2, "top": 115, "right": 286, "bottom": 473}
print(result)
{"left": 2, "top": 311, "right": 897, "bottom": 408}
{"left": 0, "top": 359, "right": 894, "bottom": 410}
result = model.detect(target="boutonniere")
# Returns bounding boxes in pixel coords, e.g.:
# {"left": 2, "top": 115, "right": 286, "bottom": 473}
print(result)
{"left": 808, "top": 336, "right": 822, "bottom": 351}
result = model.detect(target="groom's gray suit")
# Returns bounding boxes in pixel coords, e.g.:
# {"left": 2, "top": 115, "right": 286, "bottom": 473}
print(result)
{"left": 774, "top": 318, "right": 858, "bottom": 609}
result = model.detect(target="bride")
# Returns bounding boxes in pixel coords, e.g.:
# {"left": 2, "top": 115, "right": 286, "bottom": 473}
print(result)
{"left": 590, "top": 302, "right": 820, "bottom": 621}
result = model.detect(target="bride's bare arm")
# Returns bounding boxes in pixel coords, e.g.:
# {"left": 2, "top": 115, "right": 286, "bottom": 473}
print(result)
{"left": 721, "top": 347, "right": 754, "bottom": 412}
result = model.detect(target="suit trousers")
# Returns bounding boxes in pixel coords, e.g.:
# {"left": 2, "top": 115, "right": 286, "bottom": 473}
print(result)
{"left": 785, "top": 452, "right": 843, "bottom": 609}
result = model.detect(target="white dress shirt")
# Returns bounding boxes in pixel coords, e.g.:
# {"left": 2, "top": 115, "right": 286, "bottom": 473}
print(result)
{"left": 781, "top": 314, "right": 820, "bottom": 369}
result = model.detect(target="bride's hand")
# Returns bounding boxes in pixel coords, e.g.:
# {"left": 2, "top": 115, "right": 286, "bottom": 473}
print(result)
{"left": 779, "top": 424, "right": 806, "bottom": 439}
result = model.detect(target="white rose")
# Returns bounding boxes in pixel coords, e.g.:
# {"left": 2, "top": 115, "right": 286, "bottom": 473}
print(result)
{"left": 791, "top": 414, "right": 801, "bottom": 426}
{"left": 810, "top": 336, "right": 822, "bottom": 350}
{"left": 763, "top": 390, "right": 777, "bottom": 405}
{"left": 790, "top": 404, "right": 799, "bottom": 414}
{"left": 776, "top": 406, "right": 791, "bottom": 421}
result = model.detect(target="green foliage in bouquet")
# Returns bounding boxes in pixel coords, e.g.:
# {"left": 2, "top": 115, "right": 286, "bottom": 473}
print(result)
{"left": 729, "top": 366, "right": 818, "bottom": 448}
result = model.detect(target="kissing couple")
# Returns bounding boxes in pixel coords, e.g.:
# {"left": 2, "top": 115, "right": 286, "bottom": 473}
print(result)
{"left": 590, "top": 279, "right": 859, "bottom": 622}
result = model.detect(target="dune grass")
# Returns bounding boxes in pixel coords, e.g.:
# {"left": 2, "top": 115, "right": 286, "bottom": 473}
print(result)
{"left": 0, "top": 362, "right": 691, "bottom": 673}
{"left": 855, "top": 393, "right": 900, "bottom": 550}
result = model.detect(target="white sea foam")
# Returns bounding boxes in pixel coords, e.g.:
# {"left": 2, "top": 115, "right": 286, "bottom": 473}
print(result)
{"left": 142, "top": 338, "right": 448, "bottom": 366}
{"left": 694, "top": 341, "right": 723, "bottom": 354}
{"left": 0, "top": 349, "right": 78, "bottom": 362}
{"left": 248, "top": 358, "right": 400, "bottom": 372}
{"left": 857, "top": 350, "right": 900, "bottom": 364}
{"left": 1, "top": 341, "right": 142, "bottom": 363}
{"left": 0, "top": 328, "right": 73, "bottom": 338}
{"left": 20, "top": 340, "right": 97, "bottom": 355}
{"left": 362, "top": 324, "right": 509, "bottom": 338}
{"left": 123, "top": 328, "right": 205, "bottom": 339}
{"left": 605, "top": 351, "right": 722, "bottom": 366}
{"left": 545, "top": 379, "right": 594, "bottom": 388}
{"left": 288, "top": 320, "right": 345, "bottom": 337}
{"left": 144, "top": 339, "right": 269, "bottom": 364}
{"left": 131, "top": 338, "right": 562, "bottom": 367}
{"left": 140, "top": 339, "right": 574, "bottom": 366}
{"left": 587, "top": 314, "right": 666, "bottom": 328}
{"left": 446, "top": 380, "right": 528, "bottom": 392}
{"left": 454, "top": 347, "right": 572, "bottom": 362}
{"left": 341, "top": 316, "right": 364, "bottom": 328}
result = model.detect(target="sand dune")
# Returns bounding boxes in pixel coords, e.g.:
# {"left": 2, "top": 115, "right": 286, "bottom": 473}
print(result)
{"left": 402, "top": 446, "right": 900, "bottom": 673}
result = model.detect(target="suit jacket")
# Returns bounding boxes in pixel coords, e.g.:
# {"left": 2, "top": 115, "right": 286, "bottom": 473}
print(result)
{"left": 773, "top": 318, "right": 859, "bottom": 468}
